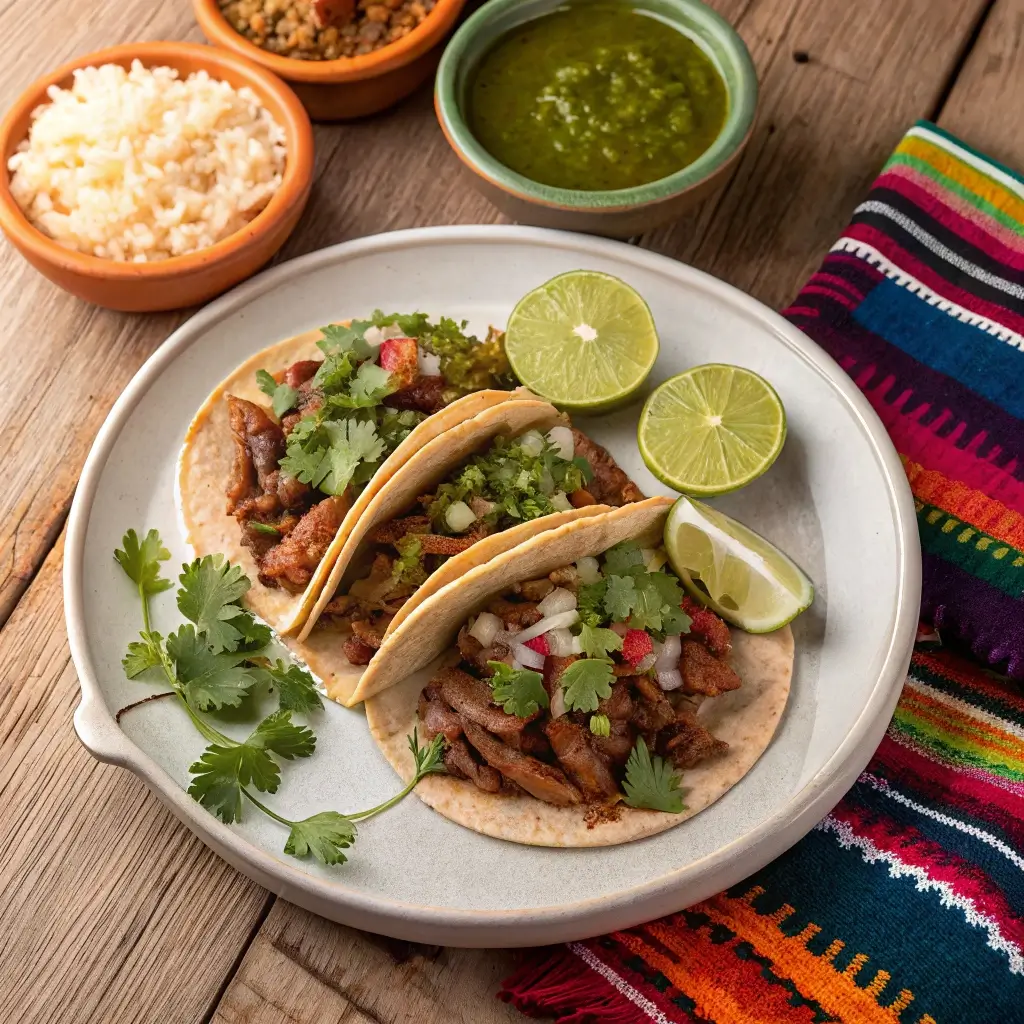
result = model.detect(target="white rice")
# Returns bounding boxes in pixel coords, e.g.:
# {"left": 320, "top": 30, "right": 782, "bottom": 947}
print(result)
{"left": 8, "top": 60, "right": 288, "bottom": 262}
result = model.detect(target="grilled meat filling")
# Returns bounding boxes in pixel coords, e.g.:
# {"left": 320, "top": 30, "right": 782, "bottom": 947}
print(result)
{"left": 416, "top": 569, "right": 740, "bottom": 806}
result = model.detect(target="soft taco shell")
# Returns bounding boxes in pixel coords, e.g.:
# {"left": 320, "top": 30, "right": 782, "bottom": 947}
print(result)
{"left": 177, "top": 324, "right": 535, "bottom": 635}
{"left": 292, "top": 399, "right": 619, "bottom": 704}
{"left": 361, "top": 497, "right": 794, "bottom": 847}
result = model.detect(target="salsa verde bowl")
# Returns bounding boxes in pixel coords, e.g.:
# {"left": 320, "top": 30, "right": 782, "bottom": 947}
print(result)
{"left": 435, "top": 0, "right": 758, "bottom": 238}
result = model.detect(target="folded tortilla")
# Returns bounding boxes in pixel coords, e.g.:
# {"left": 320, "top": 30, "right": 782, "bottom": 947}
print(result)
{"left": 290, "top": 397, "right": 616, "bottom": 705}
{"left": 363, "top": 498, "right": 794, "bottom": 847}
{"left": 177, "top": 325, "right": 536, "bottom": 636}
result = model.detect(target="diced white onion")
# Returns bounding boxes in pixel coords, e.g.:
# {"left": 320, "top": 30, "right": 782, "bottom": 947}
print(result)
{"left": 538, "top": 587, "right": 577, "bottom": 616}
{"left": 546, "top": 425, "right": 575, "bottom": 460}
{"left": 518, "top": 430, "right": 545, "bottom": 456}
{"left": 512, "top": 643, "right": 546, "bottom": 670}
{"left": 570, "top": 635, "right": 583, "bottom": 655}
{"left": 363, "top": 325, "right": 383, "bottom": 347}
{"left": 417, "top": 347, "right": 441, "bottom": 375}
{"left": 610, "top": 621, "right": 629, "bottom": 638}
{"left": 469, "top": 611, "right": 502, "bottom": 647}
{"left": 576, "top": 556, "right": 602, "bottom": 584}
{"left": 636, "top": 652, "right": 657, "bottom": 673}
{"left": 546, "top": 627, "right": 576, "bottom": 657}
{"left": 550, "top": 490, "right": 573, "bottom": 512}
{"left": 380, "top": 322, "right": 406, "bottom": 340}
{"left": 515, "top": 609, "right": 579, "bottom": 644}
{"left": 657, "top": 668, "right": 684, "bottom": 691}
{"left": 550, "top": 687, "right": 567, "bottom": 718}
{"left": 445, "top": 500, "right": 477, "bottom": 533}
{"left": 654, "top": 634, "right": 681, "bottom": 669}
{"left": 511, "top": 658, "right": 524, "bottom": 671}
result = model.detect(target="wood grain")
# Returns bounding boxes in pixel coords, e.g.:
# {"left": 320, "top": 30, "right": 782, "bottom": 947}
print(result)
{"left": 212, "top": 900, "right": 529, "bottom": 1024}
{"left": 0, "top": 0, "right": 1019, "bottom": 1020}
{"left": 0, "top": 533, "right": 272, "bottom": 1024}
{"left": 938, "top": 0, "right": 1024, "bottom": 169}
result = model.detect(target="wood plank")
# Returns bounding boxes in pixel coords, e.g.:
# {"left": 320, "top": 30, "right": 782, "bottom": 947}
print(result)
{"left": 0, "top": 533, "right": 272, "bottom": 1023}
{"left": 642, "top": 0, "right": 990, "bottom": 310}
{"left": 938, "top": 0, "right": 1024, "bottom": 170}
{"left": 212, "top": 900, "right": 531, "bottom": 1024}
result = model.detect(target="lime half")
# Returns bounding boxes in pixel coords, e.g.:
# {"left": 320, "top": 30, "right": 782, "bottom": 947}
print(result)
{"left": 638, "top": 364, "right": 786, "bottom": 496}
{"left": 665, "top": 496, "right": 813, "bottom": 633}
{"left": 505, "top": 270, "right": 659, "bottom": 411}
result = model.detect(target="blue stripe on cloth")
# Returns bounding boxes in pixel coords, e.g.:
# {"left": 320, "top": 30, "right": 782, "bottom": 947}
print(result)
{"left": 852, "top": 278, "right": 1024, "bottom": 418}
{"left": 845, "top": 780, "right": 1024, "bottom": 918}
{"left": 727, "top": 825, "right": 1019, "bottom": 1020}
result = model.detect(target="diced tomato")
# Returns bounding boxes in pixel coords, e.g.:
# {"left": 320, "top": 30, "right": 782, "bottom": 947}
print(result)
{"left": 379, "top": 337, "right": 419, "bottom": 389}
{"left": 524, "top": 634, "right": 550, "bottom": 656}
{"left": 622, "top": 629, "right": 653, "bottom": 666}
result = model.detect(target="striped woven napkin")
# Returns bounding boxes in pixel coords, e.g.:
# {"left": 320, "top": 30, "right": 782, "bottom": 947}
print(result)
{"left": 499, "top": 122, "right": 1024, "bottom": 1023}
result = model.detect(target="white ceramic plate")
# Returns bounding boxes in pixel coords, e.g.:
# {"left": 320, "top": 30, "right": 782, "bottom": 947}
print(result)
{"left": 67, "top": 226, "right": 920, "bottom": 947}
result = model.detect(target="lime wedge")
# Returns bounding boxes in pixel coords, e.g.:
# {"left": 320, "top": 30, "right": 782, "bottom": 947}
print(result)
{"left": 638, "top": 364, "right": 786, "bottom": 496}
{"left": 664, "top": 496, "right": 813, "bottom": 632}
{"left": 504, "top": 270, "right": 659, "bottom": 411}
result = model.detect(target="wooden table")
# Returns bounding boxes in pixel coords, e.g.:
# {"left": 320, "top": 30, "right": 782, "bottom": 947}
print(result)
{"left": 2, "top": 0, "right": 1022, "bottom": 1019}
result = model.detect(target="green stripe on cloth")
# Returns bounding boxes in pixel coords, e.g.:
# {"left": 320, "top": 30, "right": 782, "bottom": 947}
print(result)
{"left": 917, "top": 501, "right": 1024, "bottom": 598}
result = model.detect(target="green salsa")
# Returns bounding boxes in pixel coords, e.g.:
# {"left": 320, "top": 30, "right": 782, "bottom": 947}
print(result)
{"left": 467, "top": 2, "right": 729, "bottom": 192}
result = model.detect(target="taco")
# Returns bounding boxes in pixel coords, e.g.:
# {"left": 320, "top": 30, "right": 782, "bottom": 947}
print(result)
{"left": 291, "top": 399, "right": 644, "bottom": 705}
{"left": 178, "top": 311, "right": 529, "bottom": 636}
{"left": 363, "top": 498, "right": 793, "bottom": 847}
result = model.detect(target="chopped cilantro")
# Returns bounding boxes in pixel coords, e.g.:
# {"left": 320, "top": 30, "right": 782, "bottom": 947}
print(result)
{"left": 559, "top": 658, "right": 614, "bottom": 712}
{"left": 280, "top": 416, "right": 386, "bottom": 497}
{"left": 391, "top": 536, "right": 427, "bottom": 587}
{"left": 427, "top": 433, "right": 589, "bottom": 534}
{"left": 249, "top": 522, "right": 280, "bottom": 537}
{"left": 318, "top": 321, "right": 375, "bottom": 360}
{"left": 255, "top": 368, "right": 299, "bottom": 418}
{"left": 622, "top": 737, "right": 685, "bottom": 813}
{"left": 489, "top": 661, "right": 550, "bottom": 717}
{"left": 576, "top": 580, "right": 608, "bottom": 628}
{"left": 577, "top": 623, "right": 623, "bottom": 659}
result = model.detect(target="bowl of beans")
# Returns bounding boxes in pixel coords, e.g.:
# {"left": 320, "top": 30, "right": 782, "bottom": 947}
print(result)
{"left": 193, "top": 0, "right": 468, "bottom": 120}
{"left": 0, "top": 42, "right": 314, "bottom": 311}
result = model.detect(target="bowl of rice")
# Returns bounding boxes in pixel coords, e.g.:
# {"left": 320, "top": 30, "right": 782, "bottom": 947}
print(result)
{"left": 0, "top": 42, "right": 314, "bottom": 311}
{"left": 193, "top": 0, "right": 468, "bottom": 120}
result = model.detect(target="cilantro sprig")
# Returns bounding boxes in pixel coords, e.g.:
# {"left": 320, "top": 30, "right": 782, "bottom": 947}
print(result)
{"left": 622, "top": 737, "right": 685, "bottom": 813}
{"left": 114, "top": 528, "right": 445, "bottom": 866}
{"left": 256, "top": 369, "right": 299, "bottom": 418}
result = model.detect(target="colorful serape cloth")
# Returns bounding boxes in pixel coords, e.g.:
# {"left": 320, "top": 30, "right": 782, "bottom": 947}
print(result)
{"left": 500, "top": 123, "right": 1024, "bottom": 1022}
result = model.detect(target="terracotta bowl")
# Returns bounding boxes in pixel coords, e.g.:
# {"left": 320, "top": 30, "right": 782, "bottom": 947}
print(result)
{"left": 0, "top": 42, "right": 314, "bottom": 312}
{"left": 193, "top": 0, "right": 468, "bottom": 120}
{"left": 435, "top": 0, "right": 759, "bottom": 239}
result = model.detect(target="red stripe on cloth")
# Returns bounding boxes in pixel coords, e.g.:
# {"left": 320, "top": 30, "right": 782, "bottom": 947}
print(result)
{"left": 799, "top": 284, "right": 858, "bottom": 308}
{"left": 913, "top": 650, "right": 1024, "bottom": 711}
{"left": 843, "top": 222, "right": 1024, "bottom": 336}
{"left": 831, "top": 801, "right": 1024, "bottom": 951}
{"left": 812, "top": 271, "right": 867, "bottom": 302}
{"left": 854, "top": 372, "right": 1024, "bottom": 512}
{"left": 879, "top": 165, "right": 1024, "bottom": 269}
{"left": 873, "top": 734, "right": 1024, "bottom": 849}
{"left": 872, "top": 168, "right": 1024, "bottom": 272}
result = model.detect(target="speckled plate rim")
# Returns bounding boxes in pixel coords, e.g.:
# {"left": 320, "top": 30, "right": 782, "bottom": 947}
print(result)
{"left": 66, "top": 225, "right": 920, "bottom": 947}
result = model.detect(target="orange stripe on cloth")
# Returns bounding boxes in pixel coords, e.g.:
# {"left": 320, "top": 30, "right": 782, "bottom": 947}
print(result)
{"left": 899, "top": 136, "right": 1024, "bottom": 223}
{"left": 900, "top": 686, "right": 1024, "bottom": 764}
{"left": 697, "top": 894, "right": 923, "bottom": 1023}
{"left": 905, "top": 460, "right": 1024, "bottom": 550}
{"left": 612, "top": 926, "right": 817, "bottom": 1024}
{"left": 912, "top": 650, "right": 1024, "bottom": 712}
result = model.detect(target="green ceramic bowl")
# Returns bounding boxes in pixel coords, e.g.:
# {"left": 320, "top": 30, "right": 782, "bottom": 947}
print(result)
{"left": 435, "top": 0, "right": 758, "bottom": 238}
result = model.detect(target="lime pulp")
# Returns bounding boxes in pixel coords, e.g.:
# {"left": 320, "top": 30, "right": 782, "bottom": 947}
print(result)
{"left": 504, "top": 270, "right": 659, "bottom": 411}
{"left": 664, "top": 495, "right": 813, "bottom": 633}
{"left": 638, "top": 364, "right": 786, "bottom": 497}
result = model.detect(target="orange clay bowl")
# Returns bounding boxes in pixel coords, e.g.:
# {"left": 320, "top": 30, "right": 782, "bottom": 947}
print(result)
{"left": 0, "top": 42, "right": 314, "bottom": 313}
{"left": 193, "top": 0, "right": 468, "bottom": 120}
